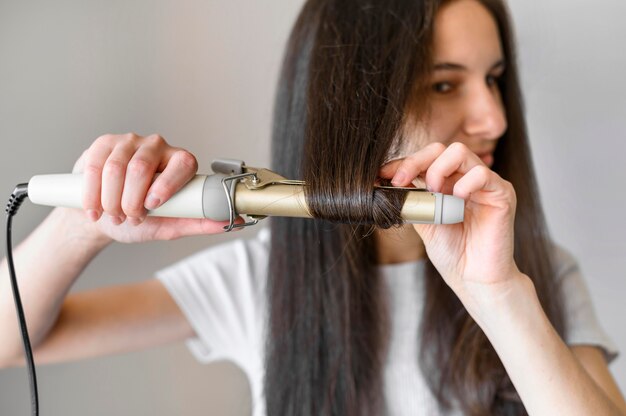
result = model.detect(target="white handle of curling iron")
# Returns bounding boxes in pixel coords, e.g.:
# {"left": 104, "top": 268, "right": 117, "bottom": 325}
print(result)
{"left": 27, "top": 173, "right": 465, "bottom": 224}
{"left": 28, "top": 174, "right": 213, "bottom": 219}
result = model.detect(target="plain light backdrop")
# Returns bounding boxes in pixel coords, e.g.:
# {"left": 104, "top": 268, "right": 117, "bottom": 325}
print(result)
{"left": 1, "top": 0, "right": 624, "bottom": 414}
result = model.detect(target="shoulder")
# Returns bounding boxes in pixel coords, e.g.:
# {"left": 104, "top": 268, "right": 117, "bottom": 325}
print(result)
{"left": 547, "top": 241, "right": 619, "bottom": 363}
{"left": 547, "top": 242, "right": 598, "bottom": 309}
{"left": 548, "top": 241, "right": 580, "bottom": 282}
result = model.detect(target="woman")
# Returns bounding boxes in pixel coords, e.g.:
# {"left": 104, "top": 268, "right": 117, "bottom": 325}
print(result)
{"left": 1, "top": 0, "right": 624, "bottom": 415}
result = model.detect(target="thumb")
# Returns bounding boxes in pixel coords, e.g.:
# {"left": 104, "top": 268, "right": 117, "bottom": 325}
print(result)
{"left": 151, "top": 216, "right": 246, "bottom": 240}
{"left": 412, "top": 223, "right": 437, "bottom": 244}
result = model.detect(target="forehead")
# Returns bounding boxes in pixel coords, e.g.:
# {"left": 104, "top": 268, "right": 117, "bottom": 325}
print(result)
{"left": 433, "top": 0, "right": 503, "bottom": 64}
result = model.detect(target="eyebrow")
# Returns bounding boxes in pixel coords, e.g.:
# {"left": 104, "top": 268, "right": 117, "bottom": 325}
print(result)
{"left": 434, "top": 59, "right": 506, "bottom": 72}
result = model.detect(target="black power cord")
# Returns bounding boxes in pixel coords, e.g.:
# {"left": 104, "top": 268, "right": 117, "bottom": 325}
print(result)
{"left": 5, "top": 183, "right": 39, "bottom": 416}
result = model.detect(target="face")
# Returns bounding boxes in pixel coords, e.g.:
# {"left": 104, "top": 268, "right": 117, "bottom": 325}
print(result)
{"left": 401, "top": 0, "right": 507, "bottom": 168}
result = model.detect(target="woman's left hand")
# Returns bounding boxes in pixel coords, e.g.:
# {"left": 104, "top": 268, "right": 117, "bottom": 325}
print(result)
{"left": 380, "top": 142, "right": 528, "bottom": 312}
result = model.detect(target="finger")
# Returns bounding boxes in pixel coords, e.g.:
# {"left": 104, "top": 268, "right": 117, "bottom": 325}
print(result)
{"left": 452, "top": 164, "right": 514, "bottom": 205}
{"left": 100, "top": 140, "right": 137, "bottom": 222}
{"left": 82, "top": 136, "right": 116, "bottom": 222}
{"left": 379, "top": 142, "right": 448, "bottom": 180}
{"left": 389, "top": 142, "right": 447, "bottom": 187}
{"left": 379, "top": 158, "right": 403, "bottom": 179}
{"left": 151, "top": 216, "right": 245, "bottom": 240}
{"left": 144, "top": 149, "right": 198, "bottom": 211}
{"left": 438, "top": 171, "right": 464, "bottom": 195}
{"left": 120, "top": 136, "right": 169, "bottom": 221}
{"left": 424, "top": 142, "right": 484, "bottom": 193}
{"left": 72, "top": 150, "right": 88, "bottom": 174}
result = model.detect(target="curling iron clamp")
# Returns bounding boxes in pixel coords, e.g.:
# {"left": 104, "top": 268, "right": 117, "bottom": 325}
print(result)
{"left": 27, "top": 158, "right": 465, "bottom": 230}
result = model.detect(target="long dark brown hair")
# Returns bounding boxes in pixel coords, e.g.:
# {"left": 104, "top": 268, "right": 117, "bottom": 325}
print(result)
{"left": 266, "top": 1, "right": 565, "bottom": 415}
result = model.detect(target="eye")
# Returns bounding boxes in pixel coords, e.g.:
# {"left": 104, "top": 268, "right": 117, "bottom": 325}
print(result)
{"left": 432, "top": 81, "right": 454, "bottom": 94}
{"left": 486, "top": 73, "right": 503, "bottom": 87}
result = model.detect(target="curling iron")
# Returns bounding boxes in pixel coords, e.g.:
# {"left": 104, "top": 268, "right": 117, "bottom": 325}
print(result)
{"left": 6, "top": 158, "right": 464, "bottom": 416}
{"left": 27, "top": 158, "right": 465, "bottom": 229}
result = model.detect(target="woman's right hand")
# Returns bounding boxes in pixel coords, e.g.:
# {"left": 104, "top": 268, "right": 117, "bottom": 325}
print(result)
{"left": 69, "top": 133, "right": 233, "bottom": 244}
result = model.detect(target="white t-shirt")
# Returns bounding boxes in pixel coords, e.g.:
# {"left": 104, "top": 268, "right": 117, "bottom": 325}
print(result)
{"left": 156, "top": 228, "right": 619, "bottom": 416}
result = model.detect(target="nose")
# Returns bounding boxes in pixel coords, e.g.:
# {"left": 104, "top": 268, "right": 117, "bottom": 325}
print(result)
{"left": 462, "top": 82, "right": 507, "bottom": 141}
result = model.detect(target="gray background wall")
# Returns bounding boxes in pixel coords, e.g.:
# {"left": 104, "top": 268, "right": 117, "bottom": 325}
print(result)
{"left": 0, "top": 0, "right": 624, "bottom": 414}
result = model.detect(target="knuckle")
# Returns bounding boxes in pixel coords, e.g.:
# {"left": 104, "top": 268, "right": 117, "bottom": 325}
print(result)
{"left": 83, "top": 163, "right": 103, "bottom": 178}
{"left": 475, "top": 164, "right": 489, "bottom": 174}
{"left": 428, "top": 142, "right": 447, "bottom": 153}
{"left": 102, "top": 159, "right": 126, "bottom": 177}
{"left": 95, "top": 134, "right": 114, "bottom": 146}
{"left": 127, "top": 158, "right": 152, "bottom": 176}
{"left": 118, "top": 203, "right": 143, "bottom": 218}
{"left": 102, "top": 199, "right": 123, "bottom": 216}
{"left": 448, "top": 141, "right": 469, "bottom": 155}
{"left": 120, "top": 199, "right": 143, "bottom": 217}
{"left": 125, "top": 133, "right": 142, "bottom": 146}
{"left": 175, "top": 150, "right": 198, "bottom": 171}
{"left": 147, "top": 134, "right": 167, "bottom": 147}
{"left": 500, "top": 187, "right": 517, "bottom": 212}
{"left": 474, "top": 165, "right": 491, "bottom": 178}
{"left": 504, "top": 179, "right": 516, "bottom": 195}
{"left": 122, "top": 134, "right": 139, "bottom": 146}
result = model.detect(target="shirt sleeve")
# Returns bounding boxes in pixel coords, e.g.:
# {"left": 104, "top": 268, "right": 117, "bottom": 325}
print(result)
{"left": 155, "top": 228, "right": 270, "bottom": 368}
{"left": 552, "top": 243, "right": 619, "bottom": 363}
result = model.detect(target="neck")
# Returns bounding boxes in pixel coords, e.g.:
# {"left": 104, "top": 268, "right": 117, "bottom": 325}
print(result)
{"left": 374, "top": 224, "right": 426, "bottom": 265}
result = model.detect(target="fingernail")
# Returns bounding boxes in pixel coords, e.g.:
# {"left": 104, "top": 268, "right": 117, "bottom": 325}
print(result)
{"left": 109, "top": 215, "right": 123, "bottom": 225}
{"left": 87, "top": 209, "right": 100, "bottom": 222}
{"left": 391, "top": 172, "right": 407, "bottom": 186}
{"left": 145, "top": 194, "right": 161, "bottom": 210}
{"left": 128, "top": 217, "right": 141, "bottom": 226}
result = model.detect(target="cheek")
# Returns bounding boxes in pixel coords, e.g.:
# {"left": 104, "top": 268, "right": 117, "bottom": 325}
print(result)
{"left": 426, "top": 103, "right": 463, "bottom": 144}
{"left": 495, "top": 93, "right": 509, "bottom": 137}
{"left": 391, "top": 103, "right": 465, "bottom": 160}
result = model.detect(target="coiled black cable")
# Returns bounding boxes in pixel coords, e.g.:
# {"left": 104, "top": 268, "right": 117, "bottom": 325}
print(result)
{"left": 5, "top": 183, "right": 39, "bottom": 416}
